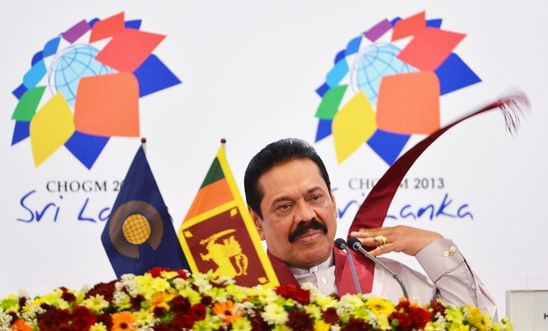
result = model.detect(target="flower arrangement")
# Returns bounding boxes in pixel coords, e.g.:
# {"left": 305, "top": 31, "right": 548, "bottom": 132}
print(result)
{"left": 1, "top": 268, "right": 512, "bottom": 331}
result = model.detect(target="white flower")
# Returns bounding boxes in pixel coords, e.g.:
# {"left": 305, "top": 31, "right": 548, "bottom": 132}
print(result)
{"left": 17, "top": 290, "right": 29, "bottom": 298}
{"left": 247, "top": 286, "right": 278, "bottom": 305}
{"left": 121, "top": 274, "right": 139, "bottom": 296}
{"left": 112, "top": 290, "right": 131, "bottom": 308}
{"left": 300, "top": 282, "right": 318, "bottom": 293}
{"left": 22, "top": 304, "right": 45, "bottom": 320}
{"left": 337, "top": 294, "right": 364, "bottom": 316}
{"left": 238, "top": 301, "right": 256, "bottom": 315}
{"left": 261, "top": 303, "right": 288, "bottom": 325}
{"left": 0, "top": 309, "right": 13, "bottom": 330}
{"left": 217, "top": 275, "right": 236, "bottom": 285}
{"left": 192, "top": 273, "right": 213, "bottom": 292}
{"left": 172, "top": 278, "right": 189, "bottom": 291}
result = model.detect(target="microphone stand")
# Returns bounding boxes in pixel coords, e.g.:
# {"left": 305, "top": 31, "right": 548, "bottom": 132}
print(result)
{"left": 334, "top": 238, "right": 362, "bottom": 293}
{"left": 348, "top": 237, "right": 409, "bottom": 299}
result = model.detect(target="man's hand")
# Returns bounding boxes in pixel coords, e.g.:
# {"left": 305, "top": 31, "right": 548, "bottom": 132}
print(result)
{"left": 350, "top": 225, "right": 441, "bottom": 257}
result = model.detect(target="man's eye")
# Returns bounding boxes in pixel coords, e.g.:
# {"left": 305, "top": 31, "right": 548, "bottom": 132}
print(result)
{"left": 277, "top": 204, "right": 291, "bottom": 211}
{"left": 274, "top": 203, "right": 293, "bottom": 214}
{"left": 309, "top": 194, "right": 323, "bottom": 202}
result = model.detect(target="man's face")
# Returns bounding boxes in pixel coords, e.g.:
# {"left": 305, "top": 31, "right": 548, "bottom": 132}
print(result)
{"left": 251, "top": 158, "right": 337, "bottom": 268}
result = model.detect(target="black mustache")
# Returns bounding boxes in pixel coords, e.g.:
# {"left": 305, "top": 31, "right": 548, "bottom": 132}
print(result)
{"left": 288, "top": 219, "right": 328, "bottom": 243}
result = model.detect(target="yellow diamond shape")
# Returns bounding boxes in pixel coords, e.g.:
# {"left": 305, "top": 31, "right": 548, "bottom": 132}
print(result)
{"left": 332, "top": 92, "right": 377, "bottom": 163}
{"left": 30, "top": 93, "right": 75, "bottom": 166}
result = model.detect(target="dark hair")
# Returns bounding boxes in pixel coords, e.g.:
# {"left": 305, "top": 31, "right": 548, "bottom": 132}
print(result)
{"left": 244, "top": 138, "right": 331, "bottom": 218}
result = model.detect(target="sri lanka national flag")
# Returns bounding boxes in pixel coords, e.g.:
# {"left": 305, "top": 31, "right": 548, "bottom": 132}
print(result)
{"left": 102, "top": 145, "right": 189, "bottom": 278}
{"left": 178, "top": 143, "right": 278, "bottom": 287}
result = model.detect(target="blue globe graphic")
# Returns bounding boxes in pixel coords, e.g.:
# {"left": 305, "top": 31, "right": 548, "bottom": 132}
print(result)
{"left": 351, "top": 43, "right": 415, "bottom": 106}
{"left": 49, "top": 44, "right": 114, "bottom": 106}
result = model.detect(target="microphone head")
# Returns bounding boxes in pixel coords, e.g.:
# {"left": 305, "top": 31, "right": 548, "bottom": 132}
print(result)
{"left": 347, "top": 237, "right": 362, "bottom": 251}
{"left": 334, "top": 238, "right": 347, "bottom": 250}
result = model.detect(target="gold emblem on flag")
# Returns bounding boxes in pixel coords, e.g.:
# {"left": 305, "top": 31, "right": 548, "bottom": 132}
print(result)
{"left": 123, "top": 214, "right": 152, "bottom": 245}
{"left": 108, "top": 200, "right": 164, "bottom": 259}
{"left": 199, "top": 229, "right": 249, "bottom": 278}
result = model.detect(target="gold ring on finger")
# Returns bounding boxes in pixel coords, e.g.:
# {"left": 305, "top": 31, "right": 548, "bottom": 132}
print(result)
{"left": 375, "top": 235, "right": 387, "bottom": 246}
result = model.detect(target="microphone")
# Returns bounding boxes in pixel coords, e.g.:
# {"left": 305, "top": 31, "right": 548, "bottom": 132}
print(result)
{"left": 334, "top": 238, "right": 362, "bottom": 293}
{"left": 347, "top": 237, "right": 408, "bottom": 299}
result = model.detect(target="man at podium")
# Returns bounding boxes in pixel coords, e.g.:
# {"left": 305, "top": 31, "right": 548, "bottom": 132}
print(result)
{"left": 244, "top": 138, "right": 497, "bottom": 318}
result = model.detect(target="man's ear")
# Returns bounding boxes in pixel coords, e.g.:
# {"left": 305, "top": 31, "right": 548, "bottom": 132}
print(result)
{"left": 249, "top": 207, "right": 265, "bottom": 240}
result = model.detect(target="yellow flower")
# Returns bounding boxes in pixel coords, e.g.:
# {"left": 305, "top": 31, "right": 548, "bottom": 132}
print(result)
{"left": 314, "top": 320, "right": 331, "bottom": 331}
{"left": 424, "top": 321, "right": 446, "bottom": 331}
{"left": 304, "top": 304, "right": 322, "bottom": 320}
{"left": 246, "top": 286, "right": 278, "bottom": 305}
{"left": 365, "top": 297, "right": 395, "bottom": 316}
{"left": 159, "top": 270, "right": 179, "bottom": 280}
{"left": 177, "top": 285, "right": 202, "bottom": 305}
{"left": 75, "top": 290, "right": 86, "bottom": 304}
{"left": 89, "top": 322, "right": 108, "bottom": 331}
{"left": 313, "top": 294, "right": 338, "bottom": 310}
{"left": 193, "top": 314, "right": 222, "bottom": 331}
{"left": 232, "top": 317, "right": 252, "bottom": 331}
{"left": 111, "top": 311, "right": 137, "bottom": 331}
{"left": 134, "top": 274, "right": 171, "bottom": 299}
{"left": 32, "top": 289, "right": 69, "bottom": 309}
{"left": 466, "top": 305, "right": 491, "bottom": 331}
{"left": 81, "top": 294, "right": 110, "bottom": 313}
{"left": 150, "top": 291, "right": 174, "bottom": 311}
{"left": 376, "top": 315, "right": 392, "bottom": 330}
{"left": 133, "top": 310, "right": 154, "bottom": 326}
{"left": 1, "top": 294, "right": 20, "bottom": 313}
{"left": 448, "top": 324, "right": 471, "bottom": 331}
{"left": 226, "top": 284, "right": 248, "bottom": 302}
{"left": 205, "top": 286, "right": 229, "bottom": 301}
{"left": 445, "top": 307, "right": 465, "bottom": 324}
{"left": 499, "top": 317, "right": 514, "bottom": 331}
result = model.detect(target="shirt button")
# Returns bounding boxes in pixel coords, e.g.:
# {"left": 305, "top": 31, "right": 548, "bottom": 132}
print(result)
{"left": 443, "top": 246, "right": 457, "bottom": 257}
{"left": 321, "top": 277, "right": 327, "bottom": 284}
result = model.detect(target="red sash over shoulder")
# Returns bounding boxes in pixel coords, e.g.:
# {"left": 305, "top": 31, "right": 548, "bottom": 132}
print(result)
{"left": 267, "top": 249, "right": 375, "bottom": 295}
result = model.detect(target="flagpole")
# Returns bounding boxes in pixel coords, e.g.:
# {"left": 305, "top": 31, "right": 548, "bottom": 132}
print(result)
{"left": 220, "top": 138, "right": 226, "bottom": 152}
{"left": 141, "top": 137, "right": 147, "bottom": 154}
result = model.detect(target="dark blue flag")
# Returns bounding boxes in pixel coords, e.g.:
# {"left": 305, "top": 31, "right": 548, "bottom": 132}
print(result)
{"left": 101, "top": 146, "right": 189, "bottom": 277}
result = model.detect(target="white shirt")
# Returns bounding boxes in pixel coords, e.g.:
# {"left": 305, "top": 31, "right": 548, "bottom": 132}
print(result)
{"left": 288, "top": 238, "right": 498, "bottom": 319}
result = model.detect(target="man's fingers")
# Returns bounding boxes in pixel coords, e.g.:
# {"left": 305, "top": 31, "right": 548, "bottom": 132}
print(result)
{"left": 356, "top": 237, "right": 378, "bottom": 247}
{"left": 371, "top": 242, "right": 396, "bottom": 257}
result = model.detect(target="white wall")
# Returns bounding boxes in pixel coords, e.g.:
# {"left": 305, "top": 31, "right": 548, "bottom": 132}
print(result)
{"left": 1, "top": 0, "right": 547, "bottom": 316}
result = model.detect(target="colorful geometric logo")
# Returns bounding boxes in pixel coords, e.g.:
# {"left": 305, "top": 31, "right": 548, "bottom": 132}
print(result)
{"left": 314, "top": 11, "right": 481, "bottom": 165}
{"left": 10, "top": 12, "right": 181, "bottom": 169}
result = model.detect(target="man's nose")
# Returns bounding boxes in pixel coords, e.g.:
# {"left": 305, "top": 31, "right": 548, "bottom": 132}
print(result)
{"left": 294, "top": 200, "right": 317, "bottom": 223}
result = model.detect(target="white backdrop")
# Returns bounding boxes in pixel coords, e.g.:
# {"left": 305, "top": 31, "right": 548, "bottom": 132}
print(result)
{"left": 1, "top": 0, "right": 547, "bottom": 316}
